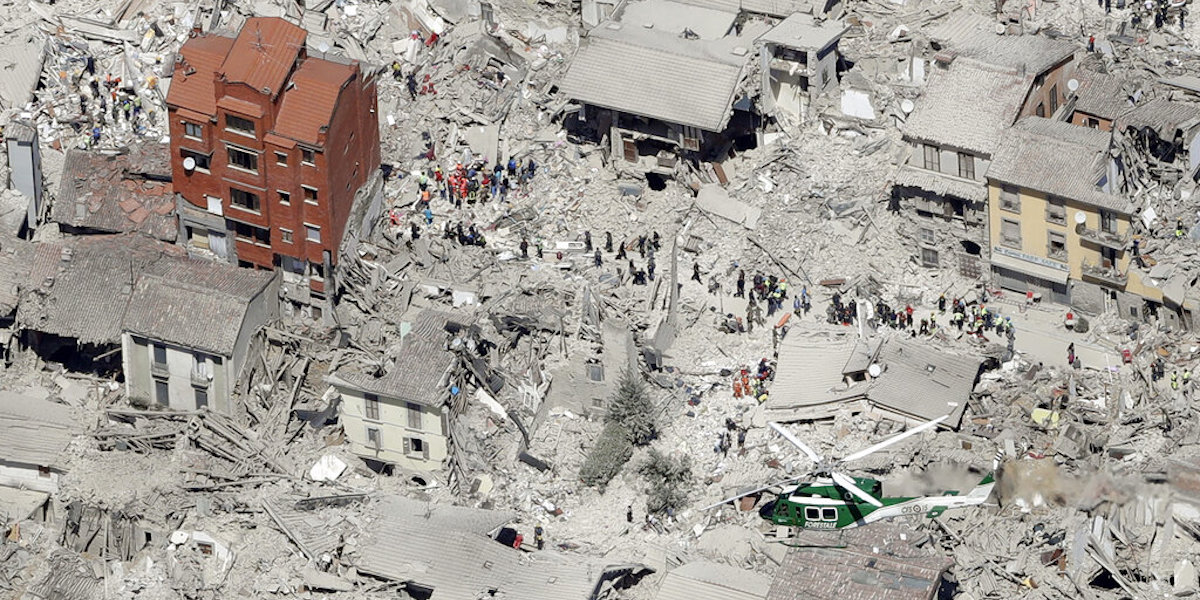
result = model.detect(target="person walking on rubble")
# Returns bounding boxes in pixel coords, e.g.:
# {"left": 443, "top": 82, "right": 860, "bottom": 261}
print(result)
{"left": 520, "top": 238, "right": 529, "bottom": 259}
{"left": 1172, "top": 371, "right": 1180, "bottom": 390}
{"left": 692, "top": 262, "right": 702, "bottom": 283}
{"left": 736, "top": 270, "right": 746, "bottom": 298}
{"left": 594, "top": 249, "right": 602, "bottom": 267}
{"left": 605, "top": 231, "right": 613, "bottom": 253}
{"left": 616, "top": 240, "right": 627, "bottom": 260}
{"left": 584, "top": 231, "right": 592, "bottom": 252}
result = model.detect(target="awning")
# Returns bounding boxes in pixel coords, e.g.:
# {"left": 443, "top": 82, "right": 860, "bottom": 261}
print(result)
{"left": 990, "top": 251, "right": 1070, "bottom": 285}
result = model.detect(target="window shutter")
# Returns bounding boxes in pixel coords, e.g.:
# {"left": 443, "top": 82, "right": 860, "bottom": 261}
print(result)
{"left": 423, "top": 443, "right": 430, "bottom": 460}
{"left": 403, "top": 437, "right": 411, "bottom": 454}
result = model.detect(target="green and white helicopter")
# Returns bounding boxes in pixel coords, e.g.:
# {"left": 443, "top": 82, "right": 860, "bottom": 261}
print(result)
{"left": 707, "top": 415, "right": 996, "bottom": 530}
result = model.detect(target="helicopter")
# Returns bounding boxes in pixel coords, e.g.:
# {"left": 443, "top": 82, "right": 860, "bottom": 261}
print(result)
{"left": 705, "top": 415, "right": 996, "bottom": 530}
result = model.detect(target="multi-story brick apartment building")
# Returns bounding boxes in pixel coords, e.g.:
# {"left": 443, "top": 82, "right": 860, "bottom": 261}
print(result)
{"left": 166, "top": 17, "right": 380, "bottom": 317}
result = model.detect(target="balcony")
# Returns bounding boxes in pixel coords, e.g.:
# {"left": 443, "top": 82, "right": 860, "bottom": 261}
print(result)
{"left": 1081, "top": 260, "right": 1128, "bottom": 287}
{"left": 1076, "top": 224, "right": 1129, "bottom": 250}
{"left": 151, "top": 361, "right": 169, "bottom": 379}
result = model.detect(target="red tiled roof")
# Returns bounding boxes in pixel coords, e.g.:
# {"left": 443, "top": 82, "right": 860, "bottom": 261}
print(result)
{"left": 272, "top": 58, "right": 354, "bottom": 146}
{"left": 219, "top": 17, "right": 307, "bottom": 97}
{"left": 167, "top": 34, "right": 235, "bottom": 116}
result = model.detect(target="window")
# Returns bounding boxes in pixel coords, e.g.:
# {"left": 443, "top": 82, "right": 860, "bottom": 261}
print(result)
{"left": 1046, "top": 197, "right": 1066, "bottom": 224}
{"left": 152, "top": 343, "right": 167, "bottom": 365}
{"left": 406, "top": 437, "right": 426, "bottom": 455}
{"left": 1001, "top": 218, "right": 1022, "bottom": 249}
{"left": 278, "top": 191, "right": 291, "bottom": 205}
{"left": 1100, "top": 210, "right": 1117, "bottom": 233}
{"left": 923, "top": 145, "right": 940, "bottom": 171}
{"left": 38, "top": 465, "right": 51, "bottom": 478}
{"left": 184, "top": 121, "right": 203, "bottom": 140}
{"left": 301, "top": 148, "right": 315, "bottom": 165}
{"left": 154, "top": 379, "right": 169, "bottom": 406}
{"left": 1087, "top": 117, "right": 1101, "bottom": 129}
{"left": 305, "top": 224, "right": 321, "bottom": 243}
{"left": 206, "top": 195, "right": 223, "bottom": 215}
{"left": 407, "top": 402, "right": 422, "bottom": 429}
{"left": 193, "top": 353, "right": 209, "bottom": 378}
{"left": 367, "top": 427, "right": 382, "bottom": 449}
{"left": 1049, "top": 84, "right": 1059, "bottom": 114}
{"left": 1000, "top": 185, "right": 1020, "bottom": 213}
{"left": 957, "top": 152, "right": 975, "bottom": 180}
{"left": 303, "top": 186, "right": 319, "bottom": 205}
{"left": 804, "top": 507, "right": 821, "bottom": 521}
{"left": 225, "top": 114, "right": 254, "bottom": 135}
{"left": 1036, "top": 103, "right": 1046, "bottom": 117}
{"left": 181, "top": 148, "right": 211, "bottom": 171}
{"left": 275, "top": 152, "right": 288, "bottom": 166}
{"left": 230, "top": 188, "right": 260, "bottom": 212}
{"left": 365, "top": 393, "right": 380, "bottom": 420}
{"left": 821, "top": 507, "right": 837, "bottom": 521}
{"left": 921, "top": 247, "right": 939, "bottom": 268}
{"left": 227, "top": 146, "right": 258, "bottom": 172}
{"left": 194, "top": 388, "right": 208, "bottom": 409}
{"left": 310, "top": 261, "right": 325, "bottom": 280}
{"left": 280, "top": 228, "right": 293, "bottom": 244}
{"left": 1048, "top": 231, "right": 1067, "bottom": 261}
{"left": 197, "top": 542, "right": 214, "bottom": 556}
{"left": 231, "top": 220, "right": 270, "bottom": 245}
{"left": 919, "top": 227, "right": 936, "bottom": 245}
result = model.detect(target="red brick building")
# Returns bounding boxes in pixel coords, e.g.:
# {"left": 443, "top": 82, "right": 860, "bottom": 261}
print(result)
{"left": 167, "top": 17, "right": 380, "bottom": 313}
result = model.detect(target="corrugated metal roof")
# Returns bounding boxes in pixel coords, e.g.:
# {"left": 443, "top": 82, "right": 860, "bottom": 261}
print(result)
{"left": 656, "top": 562, "right": 770, "bottom": 600}
{"left": 902, "top": 59, "right": 1027, "bottom": 155}
{"left": 892, "top": 164, "right": 988, "bottom": 203}
{"left": 866, "top": 337, "right": 982, "bottom": 427}
{"left": 758, "top": 13, "right": 847, "bottom": 50}
{"left": 167, "top": 33, "right": 235, "bottom": 116}
{"left": 765, "top": 335, "right": 867, "bottom": 421}
{"left": 988, "top": 116, "right": 1130, "bottom": 213}
{"left": 219, "top": 17, "right": 307, "bottom": 97}
{"left": 274, "top": 58, "right": 354, "bottom": 145}
{"left": 560, "top": 24, "right": 747, "bottom": 132}
{"left": 0, "top": 392, "right": 76, "bottom": 468}
{"left": 122, "top": 266, "right": 274, "bottom": 356}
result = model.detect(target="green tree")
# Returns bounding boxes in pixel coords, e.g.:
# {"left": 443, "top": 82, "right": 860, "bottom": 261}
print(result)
{"left": 579, "top": 424, "right": 633, "bottom": 490}
{"left": 606, "top": 369, "right": 656, "bottom": 445}
{"left": 638, "top": 448, "right": 693, "bottom": 513}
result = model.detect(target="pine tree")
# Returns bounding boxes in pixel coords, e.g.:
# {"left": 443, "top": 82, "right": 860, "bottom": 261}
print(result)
{"left": 638, "top": 448, "right": 693, "bottom": 513}
{"left": 605, "top": 368, "right": 656, "bottom": 446}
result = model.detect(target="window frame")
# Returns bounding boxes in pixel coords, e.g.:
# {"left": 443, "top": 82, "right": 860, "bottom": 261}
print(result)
{"left": 181, "top": 148, "right": 211, "bottom": 172}
{"left": 999, "top": 185, "right": 1021, "bottom": 214}
{"left": 278, "top": 190, "right": 291, "bottom": 205}
{"left": 1047, "top": 230, "right": 1068, "bottom": 261}
{"left": 1001, "top": 218, "right": 1022, "bottom": 250}
{"left": 957, "top": 152, "right": 975, "bottom": 180}
{"left": 230, "top": 220, "right": 270, "bottom": 246}
{"left": 1045, "top": 196, "right": 1066, "bottom": 225}
{"left": 364, "top": 393, "right": 380, "bottom": 420}
{"left": 194, "top": 387, "right": 209, "bottom": 409}
{"left": 804, "top": 506, "right": 821, "bottom": 521}
{"left": 366, "top": 427, "right": 382, "bottom": 449}
{"left": 154, "top": 378, "right": 169, "bottom": 406}
{"left": 226, "top": 145, "right": 259, "bottom": 173}
{"left": 230, "top": 187, "right": 261, "bottom": 213}
{"left": 280, "top": 228, "right": 293, "bottom": 244}
{"left": 923, "top": 145, "right": 940, "bottom": 172}
{"left": 225, "top": 114, "right": 255, "bottom": 137}
{"left": 407, "top": 402, "right": 422, "bottom": 429}
{"left": 821, "top": 507, "right": 838, "bottom": 521}
{"left": 302, "top": 185, "right": 319, "bottom": 205}
{"left": 301, "top": 148, "right": 315, "bottom": 165}
{"left": 275, "top": 151, "right": 289, "bottom": 166}
{"left": 305, "top": 223, "right": 321, "bottom": 243}
{"left": 183, "top": 121, "right": 203, "bottom": 141}
{"left": 152, "top": 343, "right": 167, "bottom": 366}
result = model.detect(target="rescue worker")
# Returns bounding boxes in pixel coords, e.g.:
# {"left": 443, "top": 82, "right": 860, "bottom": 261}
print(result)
{"left": 1172, "top": 371, "right": 1180, "bottom": 390}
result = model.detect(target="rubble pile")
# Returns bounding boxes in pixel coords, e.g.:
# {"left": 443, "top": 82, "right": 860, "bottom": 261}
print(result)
{"left": 1, "top": 0, "right": 1200, "bottom": 595}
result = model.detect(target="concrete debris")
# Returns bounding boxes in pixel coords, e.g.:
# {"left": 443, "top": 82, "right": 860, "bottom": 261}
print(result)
{"left": 2, "top": 0, "right": 1200, "bottom": 596}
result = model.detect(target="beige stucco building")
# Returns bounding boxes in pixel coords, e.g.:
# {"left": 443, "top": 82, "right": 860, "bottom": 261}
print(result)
{"left": 985, "top": 117, "right": 1170, "bottom": 319}
{"left": 328, "top": 311, "right": 465, "bottom": 473}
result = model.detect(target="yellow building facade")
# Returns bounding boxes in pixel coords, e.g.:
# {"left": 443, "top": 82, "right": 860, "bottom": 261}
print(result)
{"left": 985, "top": 117, "right": 1163, "bottom": 314}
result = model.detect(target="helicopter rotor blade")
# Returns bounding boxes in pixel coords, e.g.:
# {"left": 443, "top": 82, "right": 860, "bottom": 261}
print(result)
{"left": 699, "top": 475, "right": 806, "bottom": 511}
{"left": 832, "top": 471, "right": 883, "bottom": 508}
{"left": 769, "top": 422, "right": 823, "bottom": 464}
{"left": 840, "top": 415, "right": 948, "bottom": 463}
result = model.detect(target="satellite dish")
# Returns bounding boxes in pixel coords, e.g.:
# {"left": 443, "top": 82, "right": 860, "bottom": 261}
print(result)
{"left": 900, "top": 99, "right": 915, "bottom": 114}
{"left": 868, "top": 363, "right": 882, "bottom": 378}
{"left": 182, "top": 156, "right": 196, "bottom": 171}
{"left": 1074, "top": 211, "right": 1088, "bottom": 225}
{"left": 1067, "top": 78, "right": 1080, "bottom": 92}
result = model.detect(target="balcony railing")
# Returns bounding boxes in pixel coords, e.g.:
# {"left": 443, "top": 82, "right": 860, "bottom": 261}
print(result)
{"left": 1081, "top": 260, "right": 1128, "bottom": 287}
{"left": 1076, "top": 224, "right": 1129, "bottom": 250}
{"left": 190, "top": 369, "right": 211, "bottom": 388}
